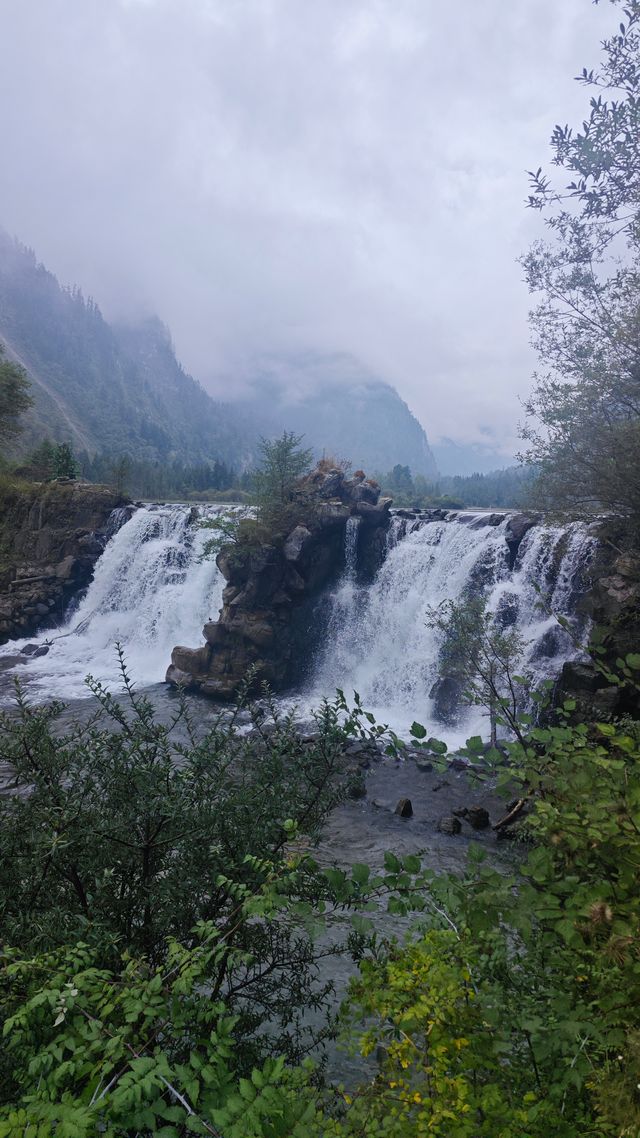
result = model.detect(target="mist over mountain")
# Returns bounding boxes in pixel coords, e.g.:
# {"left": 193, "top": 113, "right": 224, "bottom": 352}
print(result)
{"left": 243, "top": 353, "right": 438, "bottom": 478}
{"left": 431, "top": 437, "right": 515, "bottom": 476}
{"left": 0, "top": 232, "right": 438, "bottom": 478}
{"left": 0, "top": 232, "right": 254, "bottom": 467}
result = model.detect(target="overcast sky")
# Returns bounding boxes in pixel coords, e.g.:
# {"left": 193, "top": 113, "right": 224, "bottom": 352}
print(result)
{"left": 0, "top": 0, "right": 617, "bottom": 457}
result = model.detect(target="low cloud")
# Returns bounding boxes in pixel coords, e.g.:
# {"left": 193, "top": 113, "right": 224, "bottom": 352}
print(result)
{"left": 0, "top": 0, "right": 615, "bottom": 456}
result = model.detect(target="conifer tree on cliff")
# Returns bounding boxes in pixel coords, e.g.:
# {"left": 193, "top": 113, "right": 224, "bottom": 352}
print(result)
{"left": 0, "top": 343, "right": 33, "bottom": 450}
{"left": 254, "top": 430, "right": 313, "bottom": 532}
{"left": 520, "top": 0, "right": 640, "bottom": 531}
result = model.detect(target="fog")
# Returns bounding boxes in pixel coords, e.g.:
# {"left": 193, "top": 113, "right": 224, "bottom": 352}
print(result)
{"left": 0, "top": 0, "right": 616, "bottom": 459}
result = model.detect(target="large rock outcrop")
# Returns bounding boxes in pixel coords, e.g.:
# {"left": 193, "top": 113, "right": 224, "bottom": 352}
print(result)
{"left": 558, "top": 536, "right": 640, "bottom": 717}
{"left": 0, "top": 479, "right": 130, "bottom": 642}
{"left": 166, "top": 466, "right": 391, "bottom": 698}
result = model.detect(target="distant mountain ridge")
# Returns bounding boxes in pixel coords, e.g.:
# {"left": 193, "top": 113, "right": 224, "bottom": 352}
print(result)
{"left": 431, "top": 437, "right": 515, "bottom": 476}
{"left": 0, "top": 232, "right": 254, "bottom": 466}
{"left": 243, "top": 353, "right": 438, "bottom": 478}
{"left": 0, "top": 231, "right": 437, "bottom": 478}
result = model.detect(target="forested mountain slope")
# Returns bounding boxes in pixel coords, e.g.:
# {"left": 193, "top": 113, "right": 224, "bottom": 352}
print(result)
{"left": 0, "top": 232, "right": 254, "bottom": 466}
{"left": 0, "top": 234, "right": 437, "bottom": 477}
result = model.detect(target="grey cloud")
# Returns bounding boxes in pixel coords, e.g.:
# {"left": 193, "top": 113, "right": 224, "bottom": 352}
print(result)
{"left": 0, "top": 0, "right": 616, "bottom": 456}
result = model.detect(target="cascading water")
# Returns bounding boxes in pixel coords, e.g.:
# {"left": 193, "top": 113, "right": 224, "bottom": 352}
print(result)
{"left": 311, "top": 513, "right": 596, "bottom": 742}
{"left": 344, "top": 515, "right": 360, "bottom": 578}
{"left": 0, "top": 504, "right": 228, "bottom": 703}
{"left": 0, "top": 505, "right": 597, "bottom": 734}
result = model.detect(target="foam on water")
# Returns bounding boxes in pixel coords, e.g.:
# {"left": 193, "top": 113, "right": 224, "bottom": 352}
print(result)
{"left": 0, "top": 504, "right": 228, "bottom": 702}
{"left": 309, "top": 514, "right": 596, "bottom": 740}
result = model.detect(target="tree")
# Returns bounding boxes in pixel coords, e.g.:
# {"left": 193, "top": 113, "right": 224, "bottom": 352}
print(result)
{"left": 253, "top": 431, "right": 314, "bottom": 532}
{"left": 428, "top": 597, "right": 525, "bottom": 746}
{"left": 388, "top": 464, "right": 413, "bottom": 493}
{"left": 520, "top": 1, "right": 640, "bottom": 529}
{"left": 0, "top": 344, "right": 33, "bottom": 448}
{"left": 53, "top": 442, "right": 78, "bottom": 479}
{"left": 111, "top": 453, "right": 132, "bottom": 496}
{"left": 27, "top": 438, "right": 56, "bottom": 481}
{"left": 0, "top": 661, "right": 355, "bottom": 1066}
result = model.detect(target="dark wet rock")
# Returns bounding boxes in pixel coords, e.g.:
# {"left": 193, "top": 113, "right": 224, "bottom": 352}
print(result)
{"left": 354, "top": 499, "right": 392, "bottom": 527}
{"left": 0, "top": 482, "right": 129, "bottom": 644}
{"left": 344, "top": 740, "right": 374, "bottom": 758}
{"left": 170, "top": 645, "right": 211, "bottom": 676}
{"left": 505, "top": 513, "right": 538, "bottom": 568}
{"left": 449, "top": 756, "right": 483, "bottom": 772}
{"left": 437, "top": 814, "right": 462, "bottom": 835}
{"left": 394, "top": 797, "right": 413, "bottom": 818}
{"left": 454, "top": 805, "right": 490, "bottom": 830}
{"left": 469, "top": 512, "right": 505, "bottom": 529}
{"left": 430, "top": 675, "right": 462, "bottom": 725}
{"left": 166, "top": 462, "right": 392, "bottom": 699}
{"left": 347, "top": 777, "right": 367, "bottom": 800}
{"left": 505, "top": 513, "right": 537, "bottom": 545}
{"left": 165, "top": 664, "right": 196, "bottom": 688}
{"left": 283, "top": 525, "right": 312, "bottom": 562}
{"left": 495, "top": 591, "right": 519, "bottom": 629}
{"left": 349, "top": 481, "right": 379, "bottom": 505}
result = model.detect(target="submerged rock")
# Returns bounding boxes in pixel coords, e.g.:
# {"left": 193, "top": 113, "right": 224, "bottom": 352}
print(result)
{"left": 437, "top": 814, "right": 462, "bottom": 836}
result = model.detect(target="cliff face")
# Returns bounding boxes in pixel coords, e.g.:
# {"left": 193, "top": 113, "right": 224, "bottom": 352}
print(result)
{"left": 0, "top": 479, "right": 129, "bottom": 643}
{"left": 558, "top": 537, "right": 640, "bottom": 719}
{"left": 166, "top": 466, "right": 392, "bottom": 698}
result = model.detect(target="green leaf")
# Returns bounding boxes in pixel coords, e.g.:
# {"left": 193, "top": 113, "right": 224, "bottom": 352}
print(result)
{"left": 351, "top": 863, "right": 370, "bottom": 887}
{"left": 466, "top": 735, "right": 485, "bottom": 753}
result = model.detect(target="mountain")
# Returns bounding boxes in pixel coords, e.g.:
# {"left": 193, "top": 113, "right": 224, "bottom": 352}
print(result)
{"left": 242, "top": 353, "right": 438, "bottom": 478}
{"left": 0, "top": 232, "right": 254, "bottom": 467}
{"left": 0, "top": 233, "right": 437, "bottom": 479}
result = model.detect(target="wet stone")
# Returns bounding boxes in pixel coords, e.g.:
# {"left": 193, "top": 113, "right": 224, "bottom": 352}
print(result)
{"left": 394, "top": 797, "right": 413, "bottom": 818}
{"left": 467, "top": 806, "right": 490, "bottom": 830}
{"left": 437, "top": 814, "right": 462, "bottom": 836}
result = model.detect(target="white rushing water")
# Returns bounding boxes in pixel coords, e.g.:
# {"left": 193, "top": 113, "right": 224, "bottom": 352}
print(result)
{"left": 0, "top": 506, "right": 596, "bottom": 737}
{"left": 0, "top": 504, "right": 227, "bottom": 702}
{"left": 309, "top": 513, "right": 596, "bottom": 742}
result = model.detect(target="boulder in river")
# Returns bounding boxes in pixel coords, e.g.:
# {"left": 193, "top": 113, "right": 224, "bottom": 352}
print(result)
{"left": 166, "top": 463, "right": 392, "bottom": 699}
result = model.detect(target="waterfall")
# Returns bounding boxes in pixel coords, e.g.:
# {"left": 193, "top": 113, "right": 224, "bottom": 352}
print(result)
{"left": 1, "top": 505, "right": 597, "bottom": 733}
{"left": 344, "top": 515, "right": 360, "bottom": 579}
{"left": 311, "top": 514, "right": 596, "bottom": 742}
{"left": 0, "top": 504, "right": 228, "bottom": 703}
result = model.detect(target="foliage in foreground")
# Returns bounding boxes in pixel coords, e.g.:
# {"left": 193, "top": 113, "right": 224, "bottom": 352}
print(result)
{"left": 2, "top": 651, "right": 640, "bottom": 1134}
{"left": 0, "top": 659, "right": 365, "bottom": 1072}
